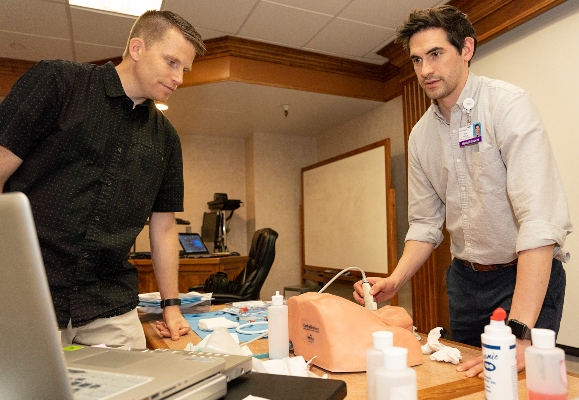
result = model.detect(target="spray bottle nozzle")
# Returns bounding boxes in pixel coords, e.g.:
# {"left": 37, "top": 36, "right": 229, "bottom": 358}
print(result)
{"left": 491, "top": 307, "right": 507, "bottom": 321}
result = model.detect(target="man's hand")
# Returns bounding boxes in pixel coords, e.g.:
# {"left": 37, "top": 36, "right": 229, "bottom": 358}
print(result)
{"left": 353, "top": 276, "right": 400, "bottom": 305}
{"left": 456, "top": 338, "right": 529, "bottom": 378}
{"left": 156, "top": 306, "right": 191, "bottom": 341}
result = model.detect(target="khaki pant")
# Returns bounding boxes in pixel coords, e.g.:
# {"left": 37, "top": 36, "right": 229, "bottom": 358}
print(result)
{"left": 60, "top": 308, "right": 146, "bottom": 349}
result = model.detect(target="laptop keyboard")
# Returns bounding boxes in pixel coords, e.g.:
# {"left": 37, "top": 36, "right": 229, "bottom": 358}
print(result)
{"left": 68, "top": 368, "right": 152, "bottom": 399}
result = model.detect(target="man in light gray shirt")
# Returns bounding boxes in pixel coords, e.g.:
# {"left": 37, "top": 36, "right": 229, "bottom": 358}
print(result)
{"left": 354, "top": 5, "right": 572, "bottom": 378}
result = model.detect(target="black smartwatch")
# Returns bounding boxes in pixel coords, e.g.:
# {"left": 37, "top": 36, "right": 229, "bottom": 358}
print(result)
{"left": 507, "top": 319, "right": 532, "bottom": 340}
{"left": 160, "top": 298, "right": 182, "bottom": 308}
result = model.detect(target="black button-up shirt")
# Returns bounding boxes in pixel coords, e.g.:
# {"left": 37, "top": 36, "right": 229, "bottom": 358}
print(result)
{"left": 0, "top": 60, "right": 184, "bottom": 328}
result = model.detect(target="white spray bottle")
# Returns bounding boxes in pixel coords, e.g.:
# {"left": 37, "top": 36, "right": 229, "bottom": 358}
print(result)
{"left": 366, "top": 331, "right": 394, "bottom": 400}
{"left": 481, "top": 307, "right": 518, "bottom": 400}
{"left": 374, "top": 346, "right": 417, "bottom": 400}
{"left": 268, "top": 291, "right": 289, "bottom": 359}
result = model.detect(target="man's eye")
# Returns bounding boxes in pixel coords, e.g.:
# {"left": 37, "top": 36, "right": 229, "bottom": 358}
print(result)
{"left": 412, "top": 58, "right": 421, "bottom": 64}
{"left": 432, "top": 52, "right": 440, "bottom": 58}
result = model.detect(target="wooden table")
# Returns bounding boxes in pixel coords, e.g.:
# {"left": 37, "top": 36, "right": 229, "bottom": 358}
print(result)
{"left": 130, "top": 256, "right": 248, "bottom": 293}
{"left": 140, "top": 312, "right": 579, "bottom": 399}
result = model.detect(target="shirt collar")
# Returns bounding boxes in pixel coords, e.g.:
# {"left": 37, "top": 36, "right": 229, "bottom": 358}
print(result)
{"left": 432, "top": 71, "right": 479, "bottom": 122}
{"left": 102, "top": 62, "right": 154, "bottom": 109}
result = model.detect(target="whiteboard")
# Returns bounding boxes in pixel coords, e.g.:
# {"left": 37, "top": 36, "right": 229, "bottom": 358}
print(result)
{"left": 302, "top": 140, "right": 395, "bottom": 275}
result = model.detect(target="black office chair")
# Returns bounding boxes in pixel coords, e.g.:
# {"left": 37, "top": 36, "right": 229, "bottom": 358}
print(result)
{"left": 188, "top": 228, "right": 278, "bottom": 304}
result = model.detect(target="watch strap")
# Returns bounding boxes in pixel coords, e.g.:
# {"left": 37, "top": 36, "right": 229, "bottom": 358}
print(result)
{"left": 160, "top": 298, "right": 182, "bottom": 308}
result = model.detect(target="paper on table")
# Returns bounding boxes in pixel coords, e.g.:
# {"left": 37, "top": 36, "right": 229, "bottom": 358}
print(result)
{"left": 421, "top": 327, "right": 462, "bottom": 365}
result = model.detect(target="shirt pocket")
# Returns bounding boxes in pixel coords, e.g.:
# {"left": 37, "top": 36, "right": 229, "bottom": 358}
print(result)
{"left": 468, "top": 148, "right": 506, "bottom": 194}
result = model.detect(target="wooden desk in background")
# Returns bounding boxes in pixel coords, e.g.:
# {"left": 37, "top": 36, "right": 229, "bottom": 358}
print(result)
{"left": 130, "top": 256, "right": 248, "bottom": 294}
{"left": 141, "top": 313, "right": 579, "bottom": 400}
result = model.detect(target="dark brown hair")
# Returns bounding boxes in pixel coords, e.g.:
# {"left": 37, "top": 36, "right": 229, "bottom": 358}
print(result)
{"left": 395, "top": 5, "right": 477, "bottom": 63}
{"left": 123, "top": 10, "right": 206, "bottom": 58}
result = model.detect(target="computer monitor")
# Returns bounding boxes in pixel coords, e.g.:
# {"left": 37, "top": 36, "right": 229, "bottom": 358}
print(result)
{"left": 201, "top": 211, "right": 221, "bottom": 245}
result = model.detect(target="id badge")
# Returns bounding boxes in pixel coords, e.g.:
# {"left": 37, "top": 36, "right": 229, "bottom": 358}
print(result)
{"left": 459, "top": 122, "right": 482, "bottom": 147}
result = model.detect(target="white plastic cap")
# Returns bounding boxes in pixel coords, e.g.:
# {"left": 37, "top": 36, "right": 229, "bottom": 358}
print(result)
{"left": 531, "top": 328, "right": 556, "bottom": 349}
{"left": 383, "top": 346, "right": 407, "bottom": 371}
{"left": 272, "top": 291, "right": 284, "bottom": 306}
{"left": 373, "top": 331, "right": 394, "bottom": 351}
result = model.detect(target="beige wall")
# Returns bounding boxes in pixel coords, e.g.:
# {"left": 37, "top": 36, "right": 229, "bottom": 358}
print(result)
{"left": 135, "top": 134, "right": 248, "bottom": 255}
{"left": 247, "top": 132, "right": 317, "bottom": 299}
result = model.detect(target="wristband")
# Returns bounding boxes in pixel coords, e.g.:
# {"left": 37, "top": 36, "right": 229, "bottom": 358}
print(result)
{"left": 160, "top": 298, "right": 181, "bottom": 308}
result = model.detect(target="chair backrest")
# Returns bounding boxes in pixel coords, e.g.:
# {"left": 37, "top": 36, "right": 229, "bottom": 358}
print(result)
{"left": 232, "top": 228, "right": 278, "bottom": 300}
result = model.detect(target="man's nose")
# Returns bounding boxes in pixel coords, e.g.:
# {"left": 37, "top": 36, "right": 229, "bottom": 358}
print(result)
{"left": 420, "top": 59, "right": 434, "bottom": 78}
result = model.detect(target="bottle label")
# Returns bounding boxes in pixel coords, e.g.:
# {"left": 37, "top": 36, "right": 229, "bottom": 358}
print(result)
{"left": 482, "top": 343, "right": 518, "bottom": 399}
{"left": 389, "top": 384, "right": 416, "bottom": 399}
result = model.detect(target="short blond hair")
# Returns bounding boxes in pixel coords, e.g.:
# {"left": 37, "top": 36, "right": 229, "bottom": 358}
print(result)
{"left": 123, "top": 10, "right": 206, "bottom": 58}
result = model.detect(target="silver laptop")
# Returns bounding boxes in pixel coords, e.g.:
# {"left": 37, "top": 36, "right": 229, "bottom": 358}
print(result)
{"left": 0, "top": 192, "right": 250, "bottom": 399}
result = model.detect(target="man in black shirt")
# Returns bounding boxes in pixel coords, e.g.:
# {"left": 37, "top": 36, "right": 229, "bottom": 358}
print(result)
{"left": 0, "top": 10, "right": 205, "bottom": 347}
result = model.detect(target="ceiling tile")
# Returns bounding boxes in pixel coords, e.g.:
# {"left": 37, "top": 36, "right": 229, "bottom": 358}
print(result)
{"left": 266, "top": 0, "right": 352, "bottom": 15}
{"left": 306, "top": 18, "right": 393, "bottom": 58}
{"left": 164, "top": 0, "right": 259, "bottom": 34}
{"left": 239, "top": 1, "right": 332, "bottom": 47}
{"left": 70, "top": 7, "right": 136, "bottom": 47}
{"left": 0, "top": 31, "right": 73, "bottom": 61}
{"left": 0, "top": 0, "right": 70, "bottom": 39}
{"left": 75, "top": 42, "right": 124, "bottom": 63}
{"left": 340, "top": 0, "right": 451, "bottom": 29}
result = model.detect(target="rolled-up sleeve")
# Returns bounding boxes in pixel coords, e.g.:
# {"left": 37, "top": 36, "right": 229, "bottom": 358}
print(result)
{"left": 405, "top": 130, "right": 446, "bottom": 248}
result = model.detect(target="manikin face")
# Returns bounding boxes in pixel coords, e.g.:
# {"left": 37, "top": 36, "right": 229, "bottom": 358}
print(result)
{"left": 132, "top": 28, "right": 196, "bottom": 102}
{"left": 409, "top": 28, "right": 471, "bottom": 109}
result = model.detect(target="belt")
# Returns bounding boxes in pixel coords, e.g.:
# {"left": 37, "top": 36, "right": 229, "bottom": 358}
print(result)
{"left": 458, "top": 258, "right": 518, "bottom": 272}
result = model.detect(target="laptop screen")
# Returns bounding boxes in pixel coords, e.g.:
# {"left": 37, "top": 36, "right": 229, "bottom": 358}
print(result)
{"left": 178, "top": 233, "right": 209, "bottom": 254}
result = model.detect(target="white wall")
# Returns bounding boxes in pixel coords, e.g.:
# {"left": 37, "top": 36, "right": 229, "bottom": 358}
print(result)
{"left": 470, "top": 0, "right": 579, "bottom": 347}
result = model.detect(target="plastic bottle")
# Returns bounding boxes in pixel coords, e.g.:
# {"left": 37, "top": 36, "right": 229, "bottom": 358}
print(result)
{"left": 481, "top": 307, "right": 518, "bottom": 400}
{"left": 374, "top": 346, "right": 417, "bottom": 400}
{"left": 366, "top": 331, "right": 394, "bottom": 400}
{"left": 525, "top": 328, "right": 568, "bottom": 400}
{"left": 267, "top": 291, "right": 289, "bottom": 359}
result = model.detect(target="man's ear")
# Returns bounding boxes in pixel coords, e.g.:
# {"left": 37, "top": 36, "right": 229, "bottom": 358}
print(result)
{"left": 127, "top": 37, "right": 145, "bottom": 61}
{"left": 462, "top": 37, "right": 475, "bottom": 62}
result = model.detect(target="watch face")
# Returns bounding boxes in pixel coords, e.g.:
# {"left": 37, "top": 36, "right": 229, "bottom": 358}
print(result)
{"left": 508, "top": 320, "right": 530, "bottom": 340}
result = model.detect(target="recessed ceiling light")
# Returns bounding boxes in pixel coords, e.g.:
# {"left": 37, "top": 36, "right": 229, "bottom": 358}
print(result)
{"left": 69, "top": 0, "right": 162, "bottom": 17}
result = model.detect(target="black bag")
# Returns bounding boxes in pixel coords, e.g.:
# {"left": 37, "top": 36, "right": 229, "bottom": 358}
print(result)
{"left": 203, "top": 272, "right": 238, "bottom": 294}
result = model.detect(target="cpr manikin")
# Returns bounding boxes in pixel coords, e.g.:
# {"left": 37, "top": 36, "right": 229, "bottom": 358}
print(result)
{"left": 287, "top": 292, "right": 422, "bottom": 372}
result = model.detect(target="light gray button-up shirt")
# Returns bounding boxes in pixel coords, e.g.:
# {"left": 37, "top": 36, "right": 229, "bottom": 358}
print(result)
{"left": 406, "top": 72, "right": 572, "bottom": 264}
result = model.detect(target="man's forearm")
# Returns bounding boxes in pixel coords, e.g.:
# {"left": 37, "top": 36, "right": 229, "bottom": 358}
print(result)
{"left": 508, "top": 244, "right": 555, "bottom": 328}
{"left": 391, "top": 240, "right": 436, "bottom": 287}
{"left": 149, "top": 212, "right": 180, "bottom": 299}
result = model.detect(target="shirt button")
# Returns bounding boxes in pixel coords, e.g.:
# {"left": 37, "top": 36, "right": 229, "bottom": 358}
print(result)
{"left": 118, "top": 147, "right": 122, "bottom": 153}
{"left": 453, "top": 130, "right": 457, "bottom": 134}
{"left": 466, "top": 242, "right": 472, "bottom": 247}
{"left": 461, "top": 187, "right": 466, "bottom": 192}
{"left": 457, "top": 159, "right": 461, "bottom": 163}
{"left": 94, "top": 216, "right": 100, "bottom": 221}
{"left": 72, "top": 286, "right": 78, "bottom": 291}
{"left": 82, "top": 252, "right": 89, "bottom": 258}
